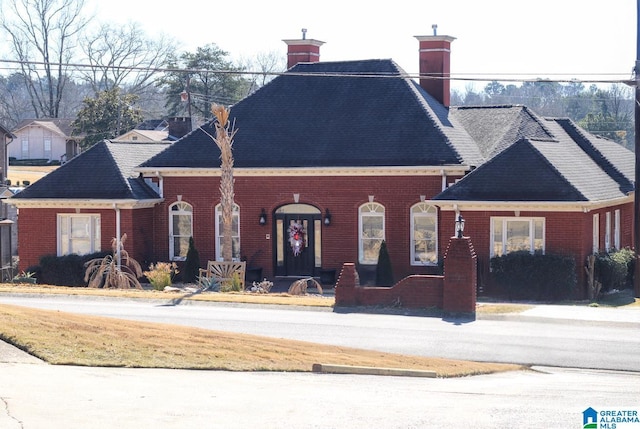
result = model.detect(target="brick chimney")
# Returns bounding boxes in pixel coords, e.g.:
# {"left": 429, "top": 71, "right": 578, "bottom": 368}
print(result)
{"left": 415, "top": 35, "right": 456, "bottom": 107}
{"left": 166, "top": 117, "right": 192, "bottom": 140}
{"left": 283, "top": 30, "right": 325, "bottom": 69}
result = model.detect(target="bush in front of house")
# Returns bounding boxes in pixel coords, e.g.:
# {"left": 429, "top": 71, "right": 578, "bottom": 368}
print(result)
{"left": 594, "top": 248, "right": 635, "bottom": 292}
{"left": 375, "top": 240, "right": 394, "bottom": 287}
{"left": 38, "top": 251, "right": 111, "bottom": 286}
{"left": 490, "top": 251, "right": 576, "bottom": 301}
{"left": 183, "top": 237, "right": 201, "bottom": 283}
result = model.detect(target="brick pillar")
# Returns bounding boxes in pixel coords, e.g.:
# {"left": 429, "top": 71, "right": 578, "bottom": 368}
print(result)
{"left": 334, "top": 263, "right": 359, "bottom": 306}
{"left": 442, "top": 236, "right": 477, "bottom": 316}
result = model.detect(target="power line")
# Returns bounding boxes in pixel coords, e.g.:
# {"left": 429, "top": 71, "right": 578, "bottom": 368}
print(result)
{"left": 0, "top": 57, "right": 634, "bottom": 86}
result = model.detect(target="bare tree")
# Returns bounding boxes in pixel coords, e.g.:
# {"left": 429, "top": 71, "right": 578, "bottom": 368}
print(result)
{"left": 80, "top": 22, "right": 176, "bottom": 96}
{"left": 0, "top": 0, "right": 91, "bottom": 118}
{"left": 237, "top": 50, "right": 286, "bottom": 94}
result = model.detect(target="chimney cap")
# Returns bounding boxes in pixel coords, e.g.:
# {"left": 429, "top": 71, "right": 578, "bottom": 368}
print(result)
{"left": 283, "top": 38, "right": 325, "bottom": 47}
{"left": 415, "top": 35, "right": 456, "bottom": 43}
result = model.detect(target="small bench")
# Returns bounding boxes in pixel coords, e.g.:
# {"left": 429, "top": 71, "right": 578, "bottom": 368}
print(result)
{"left": 199, "top": 261, "right": 246, "bottom": 289}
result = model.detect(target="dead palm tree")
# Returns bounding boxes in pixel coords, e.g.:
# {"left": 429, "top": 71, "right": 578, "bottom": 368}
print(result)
{"left": 84, "top": 234, "right": 143, "bottom": 289}
{"left": 203, "top": 104, "right": 237, "bottom": 262}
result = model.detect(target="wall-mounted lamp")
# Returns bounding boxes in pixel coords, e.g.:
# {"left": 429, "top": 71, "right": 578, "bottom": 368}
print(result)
{"left": 324, "top": 208, "right": 332, "bottom": 226}
{"left": 259, "top": 208, "right": 267, "bottom": 226}
{"left": 455, "top": 213, "right": 465, "bottom": 238}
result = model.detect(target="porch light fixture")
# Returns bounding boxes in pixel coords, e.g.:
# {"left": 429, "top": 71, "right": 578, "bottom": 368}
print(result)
{"left": 259, "top": 209, "right": 267, "bottom": 226}
{"left": 323, "top": 208, "right": 332, "bottom": 226}
{"left": 455, "top": 213, "right": 465, "bottom": 238}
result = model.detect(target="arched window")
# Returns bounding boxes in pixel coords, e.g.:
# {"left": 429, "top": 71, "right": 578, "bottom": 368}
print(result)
{"left": 169, "top": 201, "right": 192, "bottom": 261}
{"left": 359, "top": 202, "right": 385, "bottom": 264}
{"left": 215, "top": 203, "right": 240, "bottom": 261}
{"left": 411, "top": 203, "right": 438, "bottom": 265}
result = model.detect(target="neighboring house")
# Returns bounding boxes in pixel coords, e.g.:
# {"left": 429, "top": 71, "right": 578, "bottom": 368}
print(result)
{"left": 9, "top": 34, "right": 636, "bottom": 299}
{"left": 9, "top": 119, "right": 80, "bottom": 164}
{"left": 112, "top": 117, "right": 192, "bottom": 143}
{"left": 0, "top": 123, "right": 14, "bottom": 184}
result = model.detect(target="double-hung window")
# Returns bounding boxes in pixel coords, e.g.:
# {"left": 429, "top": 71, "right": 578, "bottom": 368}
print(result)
{"left": 411, "top": 203, "right": 438, "bottom": 265}
{"left": 169, "top": 202, "right": 193, "bottom": 261}
{"left": 215, "top": 203, "right": 240, "bottom": 261}
{"left": 57, "top": 214, "right": 101, "bottom": 256}
{"left": 491, "top": 217, "right": 544, "bottom": 257}
{"left": 359, "top": 202, "right": 385, "bottom": 264}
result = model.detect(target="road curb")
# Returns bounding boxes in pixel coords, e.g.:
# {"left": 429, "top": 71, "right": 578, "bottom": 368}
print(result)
{"left": 312, "top": 363, "right": 437, "bottom": 378}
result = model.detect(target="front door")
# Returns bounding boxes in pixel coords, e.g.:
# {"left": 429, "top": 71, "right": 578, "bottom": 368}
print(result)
{"left": 274, "top": 204, "right": 321, "bottom": 277}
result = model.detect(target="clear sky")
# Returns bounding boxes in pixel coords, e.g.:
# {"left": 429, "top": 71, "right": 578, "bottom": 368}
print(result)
{"left": 92, "top": 0, "right": 637, "bottom": 92}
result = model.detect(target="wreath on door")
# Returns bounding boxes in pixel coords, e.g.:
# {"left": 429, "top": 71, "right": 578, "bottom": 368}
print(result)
{"left": 288, "top": 221, "right": 305, "bottom": 256}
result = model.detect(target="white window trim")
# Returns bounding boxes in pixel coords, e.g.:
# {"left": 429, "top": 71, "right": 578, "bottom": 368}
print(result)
{"left": 57, "top": 213, "right": 101, "bottom": 256}
{"left": 410, "top": 203, "right": 438, "bottom": 266}
{"left": 358, "top": 202, "right": 385, "bottom": 265}
{"left": 592, "top": 213, "right": 600, "bottom": 254}
{"left": 215, "top": 203, "right": 241, "bottom": 261}
{"left": 614, "top": 209, "right": 621, "bottom": 250}
{"left": 490, "top": 217, "right": 545, "bottom": 258}
{"left": 605, "top": 212, "right": 611, "bottom": 251}
{"left": 169, "top": 201, "right": 193, "bottom": 261}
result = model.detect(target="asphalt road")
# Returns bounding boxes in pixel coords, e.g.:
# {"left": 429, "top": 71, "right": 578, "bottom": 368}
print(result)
{"left": 1, "top": 294, "right": 639, "bottom": 371}
{"left": 1, "top": 294, "right": 639, "bottom": 428}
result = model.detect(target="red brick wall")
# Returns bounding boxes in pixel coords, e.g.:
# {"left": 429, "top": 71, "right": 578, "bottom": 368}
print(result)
{"left": 335, "top": 237, "right": 477, "bottom": 312}
{"left": 452, "top": 202, "right": 634, "bottom": 299}
{"left": 335, "top": 262, "right": 445, "bottom": 308}
{"left": 156, "top": 174, "right": 452, "bottom": 279}
{"left": 17, "top": 207, "right": 152, "bottom": 271}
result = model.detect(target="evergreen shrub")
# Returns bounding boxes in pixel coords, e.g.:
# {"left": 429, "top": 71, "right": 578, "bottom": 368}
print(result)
{"left": 490, "top": 251, "right": 576, "bottom": 301}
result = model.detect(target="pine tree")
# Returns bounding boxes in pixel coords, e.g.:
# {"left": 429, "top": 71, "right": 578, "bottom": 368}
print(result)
{"left": 375, "top": 240, "right": 394, "bottom": 287}
{"left": 183, "top": 237, "right": 201, "bottom": 283}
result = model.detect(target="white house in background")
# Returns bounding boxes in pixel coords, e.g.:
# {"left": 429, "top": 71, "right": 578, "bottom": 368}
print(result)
{"left": 112, "top": 129, "right": 171, "bottom": 143}
{"left": 112, "top": 117, "right": 193, "bottom": 143}
{"left": 9, "top": 119, "right": 80, "bottom": 164}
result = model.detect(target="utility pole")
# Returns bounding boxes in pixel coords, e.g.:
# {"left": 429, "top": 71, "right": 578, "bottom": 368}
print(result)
{"left": 635, "top": 0, "right": 640, "bottom": 297}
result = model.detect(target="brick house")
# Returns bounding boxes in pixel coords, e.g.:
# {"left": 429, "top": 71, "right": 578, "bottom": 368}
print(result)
{"left": 9, "top": 34, "right": 635, "bottom": 298}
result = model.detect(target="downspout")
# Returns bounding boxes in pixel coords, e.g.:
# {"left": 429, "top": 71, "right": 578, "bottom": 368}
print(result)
{"left": 441, "top": 169, "right": 447, "bottom": 192}
{"left": 113, "top": 203, "right": 121, "bottom": 270}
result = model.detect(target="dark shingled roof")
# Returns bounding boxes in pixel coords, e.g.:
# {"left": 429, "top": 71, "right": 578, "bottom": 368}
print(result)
{"left": 434, "top": 116, "right": 635, "bottom": 203}
{"left": 449, "top": 105, "right": 555, "bottom": 159}
{"left": 140, "top": 59, "right": 483, "bottom": 169}
{"left": 12, "top": 141, "right": 165, "bottom": 200}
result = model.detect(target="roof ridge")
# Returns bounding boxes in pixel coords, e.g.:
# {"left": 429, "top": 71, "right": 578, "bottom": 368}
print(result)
{"left": 103, "top": 141, "right": 138, "bottom": 194}
{"left": 407, "top": 81, "right": 464, "bottom": 163}
{"left": 554, "top": 118, "right": 633, "bottom": 192}
{"left": 524, "top": 138, "right": 586, "bottom": 200}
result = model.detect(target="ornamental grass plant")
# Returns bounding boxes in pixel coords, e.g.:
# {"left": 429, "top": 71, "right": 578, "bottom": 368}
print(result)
{"left": 143, "top": 262, "right": 179, "bottom": 290}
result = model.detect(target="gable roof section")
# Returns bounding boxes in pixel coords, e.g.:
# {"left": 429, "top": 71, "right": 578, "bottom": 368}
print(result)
{"left": 140, "top": 59, "right": 483, "bottom": 169}
{"left": 13, "top": 118, "right": 74, "bottom": 138}
{"left": 449, "top": 105, "right": 555, "bottom": 159}
{"left": 12, "top": 141, "right": 165, "bottom": 200}
{"left": 553, "top": 118, "right": 634, "bottom": 193}
{"left": 433, "top": 139, "right": 586, "bottom": 202}
{"left": 433, "top": 128, "right": 634, "bottom": 203}
{"left": 112, "top": 130, "right": 171, "bottom": 143}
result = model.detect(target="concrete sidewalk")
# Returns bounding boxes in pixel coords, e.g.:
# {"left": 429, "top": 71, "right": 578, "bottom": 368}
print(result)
{"left": 478, "top": 302, "right": 640, "bottom": 327}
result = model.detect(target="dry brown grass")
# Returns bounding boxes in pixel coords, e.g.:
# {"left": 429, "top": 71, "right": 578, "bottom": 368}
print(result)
{"left": 7, "top": 166, "right": 58, "bottom": 185}
{"left": 0, "top": 283, "right": 335, "bottom": 307}
{"left": 0, "top": 303, "right": 524, "bottom": 377}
